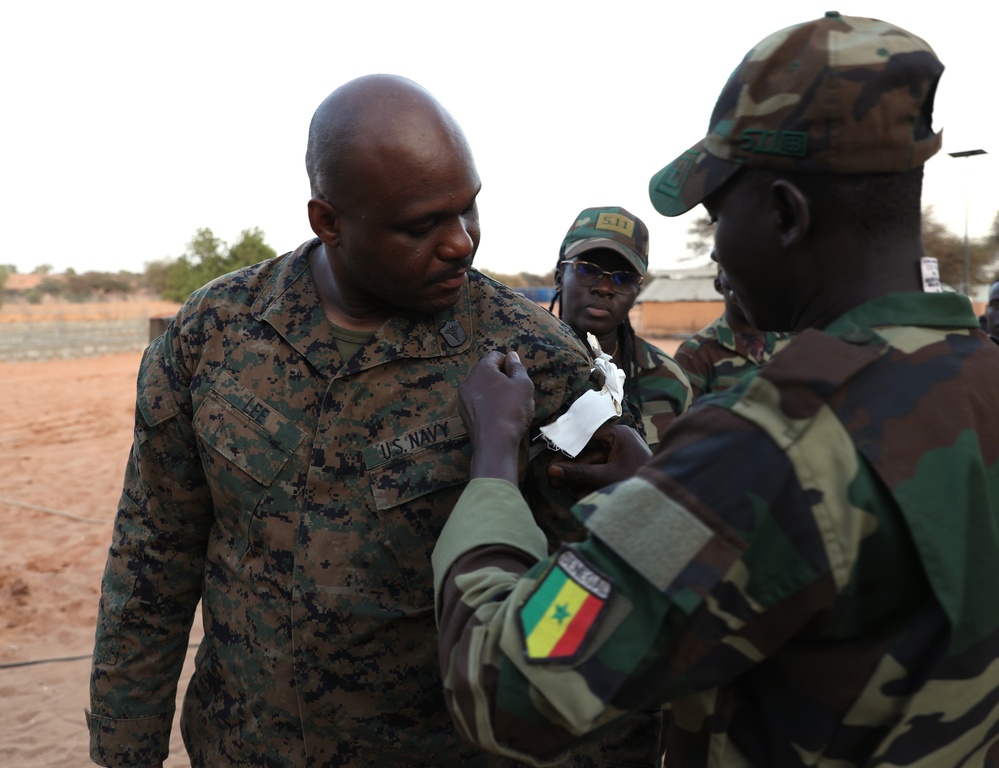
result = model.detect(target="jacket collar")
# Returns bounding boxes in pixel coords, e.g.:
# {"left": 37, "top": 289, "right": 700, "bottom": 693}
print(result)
{"left": 251, "top": 239, "right": 474, "bottom": 379}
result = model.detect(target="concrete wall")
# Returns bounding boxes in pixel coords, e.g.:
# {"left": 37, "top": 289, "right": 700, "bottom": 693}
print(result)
{"left": 0, "top": 319, "right": 151, "bottom": 361}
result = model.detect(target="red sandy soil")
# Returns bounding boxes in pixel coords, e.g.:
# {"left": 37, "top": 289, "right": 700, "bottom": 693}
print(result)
{"left": 0, "top": 324, "right": 679, "bottom": 767}
{"left": 0, "top": 298, "right": 184, "bottom": 324}
{"left": 0, "top": 351, "right": 201, "bottom": 767}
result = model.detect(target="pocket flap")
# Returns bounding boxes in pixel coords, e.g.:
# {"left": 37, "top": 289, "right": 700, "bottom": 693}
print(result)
{"left": 363, "top": 417, "right": 469, "bottom": 510}
{"left": 194, "top": 371, "right": 304, "bottom": 486}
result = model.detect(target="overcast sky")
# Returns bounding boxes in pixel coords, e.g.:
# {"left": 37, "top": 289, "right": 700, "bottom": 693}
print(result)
{"left": 2, "top": 1, "right": 996, "bottom": 279}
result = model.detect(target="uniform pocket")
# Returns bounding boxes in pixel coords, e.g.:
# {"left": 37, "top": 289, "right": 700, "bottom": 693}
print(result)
{"left": 193, "top": 371, "right": 304, "bottom": 487}
{"left": 362, "top": 416, "right": 470, "bottom": 608}
{"left": 364, "top": 416, "right": 470, "bottom": 510}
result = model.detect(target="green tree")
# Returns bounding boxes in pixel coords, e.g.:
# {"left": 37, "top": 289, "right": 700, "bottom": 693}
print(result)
{"left": 161, "top": 228, "right": 227, "bottom": 302}
{"left": 226, "top": 228, "right": 277, "bottom": 272}
{"left": 187, "top": 227, "right": 228, "bottom": 274}
{"left": 0, "top": 265, "right": 9, "bottom": 307}
{"left": 32, "top": 264, "right": 54, "bottom": 275}
{"left": 158, "top": 227, "right": 277, "bottom": 302}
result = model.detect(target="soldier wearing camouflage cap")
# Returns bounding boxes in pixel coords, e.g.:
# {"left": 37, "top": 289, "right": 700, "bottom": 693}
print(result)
{"left": 433, "top": 13, "right": 999, "bottom": 767}
{"left": 551, "top": 206, "right": 692, "bottom": 448}
{"left": 86, "top": 74, "right": 662, "bottom": 767}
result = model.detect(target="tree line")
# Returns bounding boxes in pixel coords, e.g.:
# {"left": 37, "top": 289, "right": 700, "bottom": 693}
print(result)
{"left": 2, "top": 209, "right": 997, "bottom": 308}
{"left": 142, "top": 227, "right": 276, "bottom": 303}
{"left": 0, "top": 227, "right": 276, "bottom": 307}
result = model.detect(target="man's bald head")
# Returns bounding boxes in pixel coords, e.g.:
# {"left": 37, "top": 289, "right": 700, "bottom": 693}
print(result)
{"left": 305, "top": 74, "right": 470, "bottom": 206}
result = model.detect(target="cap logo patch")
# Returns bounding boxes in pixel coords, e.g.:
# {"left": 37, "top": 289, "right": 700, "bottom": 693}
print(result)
{"left": 738, "top": 129, "right": 808, "bottom": 157}
{"left": 653, "top": 150, "right": 700, "bottom": 200}
{"left": 595, "top": 213, "right": 634, "bottom": 238}
{"left": 520, "top": 548, "right": 613, "bottom": 664}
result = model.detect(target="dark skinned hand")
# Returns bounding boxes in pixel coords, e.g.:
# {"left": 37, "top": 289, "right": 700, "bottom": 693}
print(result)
{"left": 548, "top": 422, "right": 652, "bottom": 493}
{"left": 458, "top": 350, "right": 535, "bottom": 485}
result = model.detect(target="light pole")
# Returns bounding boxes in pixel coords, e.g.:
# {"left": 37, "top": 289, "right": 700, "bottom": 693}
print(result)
{"left": 947, "top": 148, "right": 987, "bottom": 296}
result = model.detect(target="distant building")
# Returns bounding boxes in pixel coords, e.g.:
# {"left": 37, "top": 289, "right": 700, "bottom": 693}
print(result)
{"left": 631, "top": 265, "right": 722, "bottom": 337}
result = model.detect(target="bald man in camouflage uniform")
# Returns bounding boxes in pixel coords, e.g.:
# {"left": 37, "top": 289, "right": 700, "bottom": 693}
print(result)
{"left": 86, "top": 75, "right": 662, "bottom": 767}
{"left": 433, "top": 13, "right": 999, "bottom": 767}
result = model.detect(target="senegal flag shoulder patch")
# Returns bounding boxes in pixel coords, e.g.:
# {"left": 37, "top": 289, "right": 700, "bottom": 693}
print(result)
{"left": 519, "top": 546, "right": 614, "bottom": 665}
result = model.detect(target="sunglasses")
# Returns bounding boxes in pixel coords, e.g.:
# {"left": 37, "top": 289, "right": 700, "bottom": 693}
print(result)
{"left": 560, "top": 260, "right": 644, "bottom": 294}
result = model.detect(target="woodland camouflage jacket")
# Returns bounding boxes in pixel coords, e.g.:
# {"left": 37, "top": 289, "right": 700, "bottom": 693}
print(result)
{"left": 631, "top": 335, "right": 692, "bottom": 449}
{"left": 87, "top": 240, "right": 661, "bottom": 767}
{"left": 673, "top": 315, "right": 792, "bottom": 401}
{"left": 435, "top": 291, "right": 999, "bottom": 768}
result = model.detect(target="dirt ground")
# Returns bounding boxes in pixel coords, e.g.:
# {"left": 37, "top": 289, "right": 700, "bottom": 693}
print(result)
{"left": 0, "top": 309, "right": 679, "bottom": 767}
{"left": 0, "top": 350, "right": 203, "bottom": 767}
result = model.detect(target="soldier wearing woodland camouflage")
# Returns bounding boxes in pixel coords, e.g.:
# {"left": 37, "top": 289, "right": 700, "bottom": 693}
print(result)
{"left": 434, "top": 13, "right": 999, "bottom": 767}
{"left": 674, "top": 268, "right": 792, "bottom": 400}
{"left": 86, "top": 75, "right": 664, "bottom": 767}
{"left": 550, "top": 206, "right": 692, "bottom": 448}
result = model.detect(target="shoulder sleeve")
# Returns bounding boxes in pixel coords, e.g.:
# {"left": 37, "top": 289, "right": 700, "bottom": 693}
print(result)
{"left": 673, "top": 334, "right": 714, "bottom": 401}
{"left": 89, "top": 318, "right": 215, "bottom": 766}
{"left": 633, "top": 343, "right": 693, "bottom": 446}
{"left": 433, "top": 478, "right": 547, "bottom": 622}
{"left": 435, "top": 400, "right": 841, "bottom": 762}
{"left": 512, "top": 309, "right": 630, "bottom": 546}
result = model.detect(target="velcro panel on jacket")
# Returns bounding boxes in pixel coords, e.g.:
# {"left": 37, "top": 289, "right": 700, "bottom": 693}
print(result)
{"left": 583, "top": 476, "right": 714, "bottom": 592}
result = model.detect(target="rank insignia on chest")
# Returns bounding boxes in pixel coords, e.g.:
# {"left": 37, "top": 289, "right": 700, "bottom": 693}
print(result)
{"left": 439, "top": 319, "right": 467, "bottom": 347}
{"left": 519, "top": 547, "right": 613, "bottom": 664}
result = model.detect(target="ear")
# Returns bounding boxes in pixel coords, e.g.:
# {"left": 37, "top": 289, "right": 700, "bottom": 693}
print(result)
{"left": 307, "top": 197, "right": 341, "bottom": 247}
{"left": 554, "top": 263, "right": 565, "bottom": 290}
{"left": 771, "top": 179, "right": 810, "bottom": 249}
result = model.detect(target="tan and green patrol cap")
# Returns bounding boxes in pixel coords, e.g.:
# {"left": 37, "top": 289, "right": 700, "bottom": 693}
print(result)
{"left": 560, "top": 206, "right": 649, "bottom": 276}
{"left": 649, "top": 11, "right": 944, "bottom": 217}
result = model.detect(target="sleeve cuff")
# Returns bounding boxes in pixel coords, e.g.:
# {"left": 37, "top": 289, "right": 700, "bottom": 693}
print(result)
{"left": 432, "top": 478, "right": 548, "bottom": 618}
{"left": 86, "top": 709, "right": 173, "bottom": 767}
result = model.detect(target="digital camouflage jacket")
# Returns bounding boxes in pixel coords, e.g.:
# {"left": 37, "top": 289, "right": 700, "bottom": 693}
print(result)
{"left": 435, "top": 291, "right": 999, "bottom": 767}
{"left": 87, "top": 240, "right": 662, "bottom": 767}
{"left": 631, "top": 335, "right": 692, "bottom": 449}
{"left": 673, "top": 315, "right": 792, "bottom": 401}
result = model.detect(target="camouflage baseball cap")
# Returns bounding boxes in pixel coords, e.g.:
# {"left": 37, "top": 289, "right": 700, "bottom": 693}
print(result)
{"left": 559, "top": 207, "right": 649, "bottom": 276}
{"left": 649, "top": 12, "right": 944, "bottom": 217}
